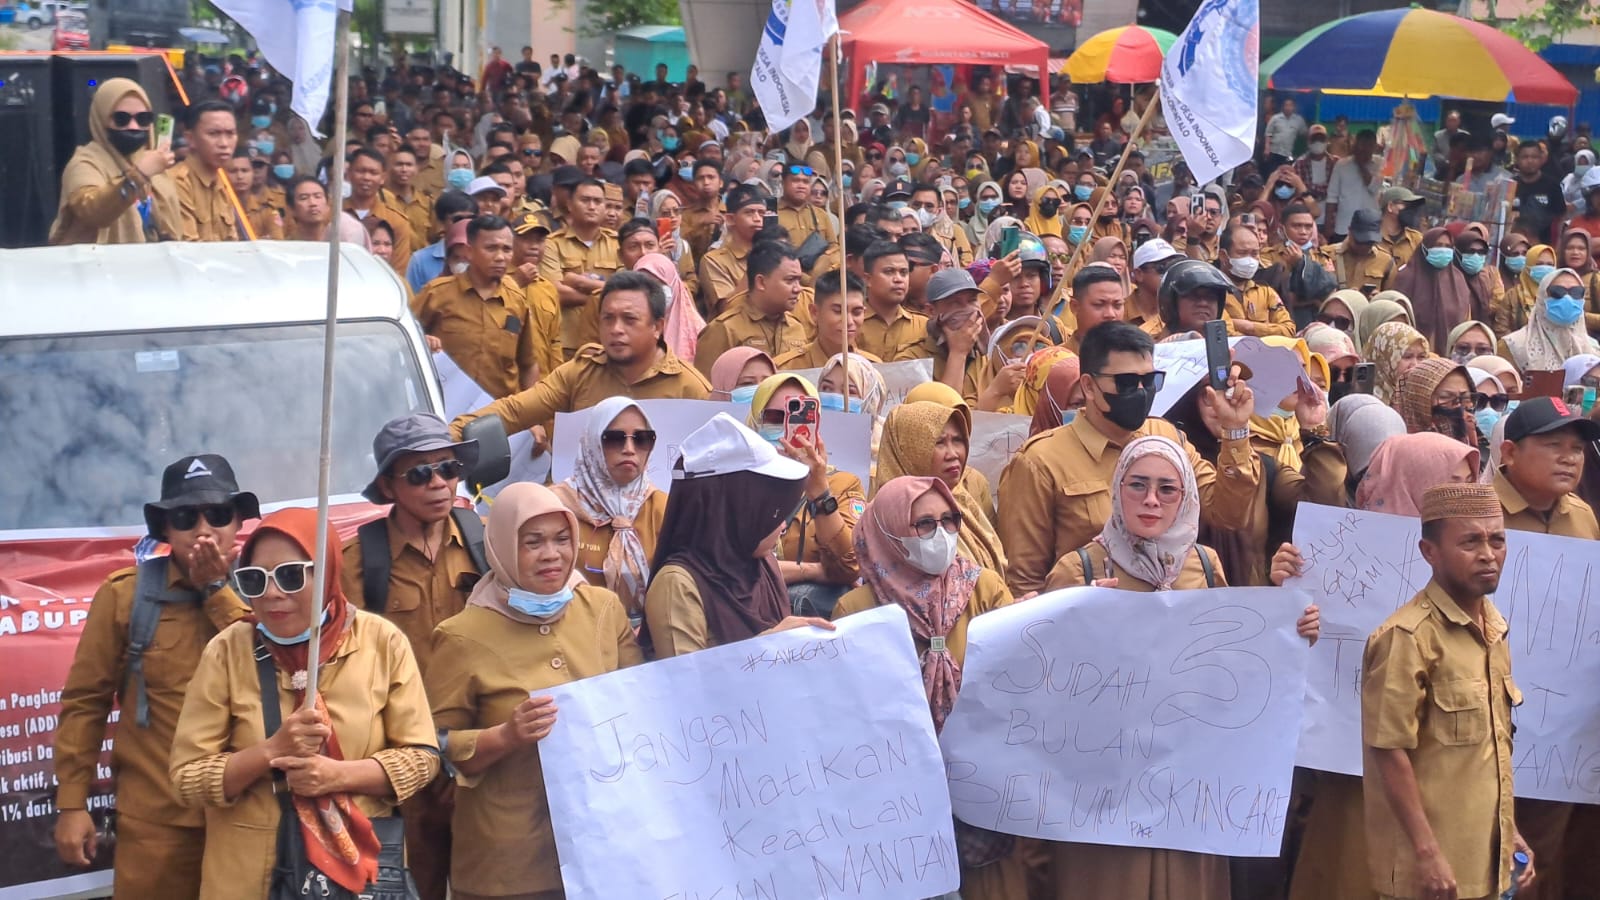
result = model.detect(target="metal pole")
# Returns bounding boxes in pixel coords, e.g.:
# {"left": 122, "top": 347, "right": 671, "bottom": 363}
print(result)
{"left": 829, "top": 35, "right": 849, "bottom": 354}
{"left": 304, "top": 7, "right": 352, "bottom": 705}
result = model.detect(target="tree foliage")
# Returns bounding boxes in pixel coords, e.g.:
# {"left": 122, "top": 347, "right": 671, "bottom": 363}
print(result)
{"left": 550, "top": 0, "right": 682, "bottom": 38}
{"left": 1485, "top": 0, "right": 1600, "bottom": 51}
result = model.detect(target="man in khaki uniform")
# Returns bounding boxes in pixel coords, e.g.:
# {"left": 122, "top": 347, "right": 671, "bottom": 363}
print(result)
{"left": 541, "top": 178, "right": 621, "bottom": 357}
{"left": 508, "top": 210, "right": 565, "bottom": 380}
{"left": 683, "top": 159, "right": 725, "bottom": 262}
{"left": 344, "top": 147, "right": 414, "bottom": 274}
{"left": 699, "top": 184, "right": 769, "bottom": 316}
{"left": 1489, "top": 398, "right": 1599, "bottom": 897}
{"left": 342, "top": 415, "right": 485, "bottom": 900}
{"left": 411, "top": 214, "right": 546, "bottom": 399}
{"left": 453, "top": 271, "right": 711, "bottom": 440}
{"left": 53, "top": 455, "right": 257, "bottom": 898}
{"left": 895, "top": 268, "right": 999, "bottom": 408}
{"left": 773, "top": 270, "right": 880, "bottom": 369}
{"left": 1361, "top": 483, "right": 1534, "bottom": 900}
{"left": 1378, "top": 186, "right": 1426, "bottom": 270}
{"left": 1220, "top": 224, "right": 1298, "bottom": 338}
{"left": 225, "top": 151, "right": 282, "bottom": 239}
{"left": 997, "top": 321, "right": 1262, "bottom": 595}
{"left": 694, "top": 241, "right": 810, "bottom": 375}
{"left": 1321, "top": 208, "right": 1396, "bottom": 296}
{"left": 776, "top": 160, "right": 839, "bottom": 284}
{"left": 408, "top": 124, "right": 447, "bottom": 197}
{"left": 387, "top": 145, "right": 435, "bottom": 248}
{"left": 171, "top": 100, "right": 240, "bottom": 242}
{"left": 857, "top": 239, "right": 927, "bottom": 360}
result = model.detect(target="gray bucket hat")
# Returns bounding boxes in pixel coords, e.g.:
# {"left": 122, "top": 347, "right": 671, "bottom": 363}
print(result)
{"left": 362, "top": 412, "right": 480, "bottom": 503}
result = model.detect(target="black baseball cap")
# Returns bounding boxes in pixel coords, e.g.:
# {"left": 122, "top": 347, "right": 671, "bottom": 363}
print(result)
{"left": 143, "top": 454, "right": 260, "bottom": 539}
{"left": 725, "top": 183, "right": 767, "bottom": 214}
{"left": 885, "top": 177, "right": 914, "bottom": 199}
{"left": 1504, "top": 396, "right": 1600, "bottom": 443}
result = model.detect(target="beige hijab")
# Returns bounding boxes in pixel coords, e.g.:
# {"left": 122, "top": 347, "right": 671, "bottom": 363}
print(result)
{"left": 49, "top": 78, "right": 181, "bottom": 245}
{"left": 468, "top": 482, "right": 585, "bottom": 625}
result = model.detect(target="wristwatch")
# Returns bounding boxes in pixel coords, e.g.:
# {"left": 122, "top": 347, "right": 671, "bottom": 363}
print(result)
{"left": 201, "top": 578, "right": 229, "bottom": 596}
{"left": 1223, "top": 427, "right": 1251, "bottom": 442}
{"left": 807, "top": 491, "right": 839, "bottom": 517}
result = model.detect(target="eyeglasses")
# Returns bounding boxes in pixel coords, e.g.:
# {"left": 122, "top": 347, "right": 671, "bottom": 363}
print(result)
{"left": 234, "top": 561, "right": 314, "bottom": 599}
{"left": 1453, "top": 343, "right": 1494, "bottom": 359}
{"left": 398, "top": 459, "right": 465, "bottom": 486}
{"left": 911, "top": 511, "right": 964, "bottom": 538}
{"left": 165, "top": 504, "right": 236, "bottom": 531}
{"left": 600, "top": 429, "right": 658, "bottom": 451}
{"left": 1091, "top": 370, "right": 1166, "bottom": 394}
{"left": 1472, "top": 392, "right": 1511, "bottom": 412}
{"left": 1316, "top": 314, "right": 1353, "bottom": 331}
{"left": 1433, "top": 391, "right": 1476, "bottom": 410}
{"left": 1122, "top": 477, "right": 1183, "bottom": 503}
{"left": 786, "top": 164, "right": 815, "bottom": 177}
{"left": 111, "top": 110, "right": 155, "bottom": 128}
{"left": 1548, "top": 284, "right": 1587, "bottom": 301}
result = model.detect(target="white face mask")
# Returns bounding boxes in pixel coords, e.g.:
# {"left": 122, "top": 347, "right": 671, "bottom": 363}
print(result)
{"left": 1229, "top": 256, "right": 1259, "bottom": 280}
{"left": 450, "top": 261, "right": 470, "bottom": 275}
{"left": 894, "top": 528, "right": 958, "bottom": 576}
{"left": 1308, "top": 141, "right": 1327, "bottom": 155}
{"left": 915, "top": 207, "right": 936, "bottom": 228}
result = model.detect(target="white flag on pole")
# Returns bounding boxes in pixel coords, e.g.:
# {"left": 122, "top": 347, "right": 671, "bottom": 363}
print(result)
{"left": 1159, "top": 0, "right": 1260, "bottom": 184}
{"left": 751, "top": 0, "right": 839, "bottom": 135}
{"left": 210, "top": 0, "right": 352, "bottom": 136}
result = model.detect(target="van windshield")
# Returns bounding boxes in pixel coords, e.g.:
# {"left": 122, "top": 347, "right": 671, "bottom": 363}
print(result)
{"left": 0, "top": 321, "right": 431, "bottom": 531}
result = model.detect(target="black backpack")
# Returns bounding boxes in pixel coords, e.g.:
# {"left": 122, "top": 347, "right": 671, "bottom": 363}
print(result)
{"left": 356, "top": 508, "right": 488, "bottom": 611}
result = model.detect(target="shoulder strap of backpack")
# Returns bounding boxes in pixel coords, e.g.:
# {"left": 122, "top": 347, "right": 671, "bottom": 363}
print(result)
{"left": 252, "top": 637, "right": 292, "bottom": 809}
{"left": 1258, "top": 451, "right": 1278, "bottom": 496}
{"left": 125, "top": 558, "right": 169, "bottom": 729}
{"left": 451, "top": 507, "right": 488, "bottom": 574}
{"left": 1077, "top": 546, "right": 1095, "bottom": 586}
{"left": 1199, "top": 545, "right": 1218, "bottom": 588}
{"left": 357, "top": 518, "right": 392, "bottom": 613}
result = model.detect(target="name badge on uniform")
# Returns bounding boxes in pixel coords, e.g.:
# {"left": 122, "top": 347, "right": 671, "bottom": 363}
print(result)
{"left": 504, "top": 316, "right": 522, "bottom": 334}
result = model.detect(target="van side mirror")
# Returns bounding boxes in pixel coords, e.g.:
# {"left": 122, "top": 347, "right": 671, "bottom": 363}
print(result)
{"left": 462, "top": 416, "right": 511, "bottom": 492}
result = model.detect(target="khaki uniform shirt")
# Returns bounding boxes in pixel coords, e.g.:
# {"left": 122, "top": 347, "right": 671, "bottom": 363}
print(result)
{"left": 549, "top": 486, "right": 668, "bottom": 614}
{"left": 778, "top": 470, "right": 868, "bottom": 584}
{"left": 54, "top": 566, "right": 248, "bottom": 824}
{"left": 1494, "top": 470, "right": 1600, "bottom": 538}
{"left": 777, "top": 200, "right": 840, "bottom": 282}
{"left": 410, "top": 273, "right": 547, "bottom": 399}
{"left": 772, "top": 343, "right": 882, "bottom": 369}
{"left": 426, "top": 592, "right": 641, "bottom": 897}
{"left": 832, "top": 568, "right": 1013, "bottom": 665}
{"left": 1225, "top": 279, "right": 1298, "bottom": 338}
{"left": 1045, "top": 540, "right": 1227, "bottom": 592}
{"left": 895, "top": 334, "right": 992, "bottom": 407}
{"left": 693, "top": 303, "right": 811, "bottom": 377}
{"left": 1381, "top": 226, "right": 1424, "bottom": 270}
{"left": 391, "top": 185, "right": 435, "bottom": 248}
{"left": 1361, "top": 582, "right": 1518, "bottom": 900}
{"left": 540, "top": 227, "right": 621, "bottom": 353}
{"left": 859, "top": 303, "right": 928, "bottom": 361}
{"left": 725, "top": 286, "right": 816, "bottom": 337}
{"left": 339, "top": 510, "right": 481, "bottom": 673}
{"left": 1323, "top": 243, "right": 1397, "bottom": 294}
{"left": 996, "top": 414, "right": 1260, "bottom": 595}
{"left": 643, "top": 564, "right": 718, "bottom": 658}
{"left": 169, "top": 613, "right": 440, "bottom": 900}
{"left": 414, "top": 144, "right": 446, "bottom": 197}
{"left": 453, "top": 343, "right": 711, "bottom": 438}
{"left": 345, "top": 192, "right": 414, "bottom": 274}
{"left": 242, "top": 187, "right": 283, "bottom": 240}
{"left": 699, "top": 241, "right": 750, "bottom": 316}
{"left": 171, "top": 159, "right": 239, "bottom": 242}
{"left": 1176, "top": 233, "right": 1219, "bottom": 263}
{"left": 522, "top": 276, "right": 565, "bottom": 378}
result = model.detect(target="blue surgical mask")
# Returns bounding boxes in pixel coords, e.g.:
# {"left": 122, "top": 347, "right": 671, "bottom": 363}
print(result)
{"left": 1300, "top": 239, "right": 1317, "bottom": 252}
{"left": 662, "top": 136, "right": 681, "bottom": 151}
{"left": 1273, "top": 184, "right": 1295, "bottom": 200}
{"left": 679, "top": 165, "right": 693, "bottom": 181}
{"left": 888, "top": 199, "right": 908, "bottom": 211}
{"left": 1545, "top": 295, "right": 1585, "bottom": 326}
{"left": 1270, "top": 406, "right": 1296, "bottom": 418}
{"left": 729, "top": 384, "right": 758, "bottom": 404}
{"left": 506, "top": 585, "right": 574, "bottom": 618}
{"left": 958, "top": 196, "right": 971, "bottom": 211}
{"left": 1424, "top": 247, "right": 1455, "bottom": 269}
{"left": 978, "top": 198, "right": 1001, "bottom": 215}
{"left": 254, "top": 139, "right": 275, "bottom": 156}
{"left": 1504, "top": 254, "right": 1526, "bottom": 273}
{"left": 1460, "top": 252, "right": 1487, "bottom": 275}
{"left": 272, "top": 163, "right": 294, "bottom": 180}
{"left": 1529, "top": 264, "right": 1556, "bottom": 284}
{"left": 843, "top": 173, "right": 853, "bottom": 188}
{"left": 251, "top": 115, "right": 271, "bottom": 129}
{"left": 905, "top": 152, "right": 921, "bottom": 166}
{"left": 819, "top": 391, "right": 863, "bottom": 413}
{"left": 1475, "top": 407, "right": 1502, "bottom": 437}
{"left": 1073, "top": 185, "right": 1093, "bottom": 201}
{"left": 756, "top": 423, "right": 785, "bottom": 445}
{"left": 1067, "top": 224, "right": 1089, "bottom": 244}
{"left": 255, "top": 608, "right": 330, "bottom": 646}
{"left": 447, "top": 168, "right": 474, "bottom": 191}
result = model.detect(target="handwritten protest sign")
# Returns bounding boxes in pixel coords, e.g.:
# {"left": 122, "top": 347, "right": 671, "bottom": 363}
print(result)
{"left": 1289, "top": 502, "right": 1600, "bottom": 803}
{"left": 1152, "top": 337, "right": 1309, "bottom": 416}
{"left": 432, "top": 351, "right": 550, "bottom": 500}
{"left": 940, "top": 585, "right": 1312, "bottom": 856}
{"left": 540, "top": 605, "right": 960, "bottom": 900}
{"left": 967, "top": 411, "right": 1032, "bottom": 505}
{"left": 552, "top": 399, "right": 873, "bottom": 493}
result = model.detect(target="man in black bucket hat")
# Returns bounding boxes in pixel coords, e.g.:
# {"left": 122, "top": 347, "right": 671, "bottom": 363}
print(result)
{"left": 54, "top": 453, "right": 259, "bottom": 897}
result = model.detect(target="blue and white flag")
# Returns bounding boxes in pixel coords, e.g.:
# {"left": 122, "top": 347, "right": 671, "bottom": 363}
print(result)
{"left": 1160, "top": 0, "right": 1260, "bottom": 184}
{"left": 211, "top": 0, "right": 352, "bottom": 136}
{"left": 751, "top": 0, "right": 838, "bottom": 135}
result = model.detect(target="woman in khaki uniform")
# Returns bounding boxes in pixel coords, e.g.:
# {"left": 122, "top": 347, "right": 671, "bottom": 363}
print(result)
{"left": 1044, "top": 436, "right": 1320, "bottom": 900}
{"left": 832, "top": 475, "right": 1022, "bottom": 900}
{"left": 426, "top": 482, "right": 641, "bottom": 900}
{"left": 49, "top": 77, "right": 182, "bottom": 244}
{"left": 169, "top": 507, "right": 440, "bottom": 900}
{"left": 550, "top": 396, "right": 668, "bottom": 625}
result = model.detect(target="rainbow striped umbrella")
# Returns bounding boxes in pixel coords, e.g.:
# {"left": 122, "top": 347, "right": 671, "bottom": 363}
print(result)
{"left": 1261, "top": 7, "right": 1577, "bottom": 104}
{"left": 1061, "top": 25, "right": 1177, "bottom": 84}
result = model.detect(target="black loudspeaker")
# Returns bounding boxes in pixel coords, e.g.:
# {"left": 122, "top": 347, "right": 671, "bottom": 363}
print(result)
{"left": 0, "top": 55, "right": 56, "bottom": 248}
{"left": 52, "top": 53, "right": 173, "bottom": 174}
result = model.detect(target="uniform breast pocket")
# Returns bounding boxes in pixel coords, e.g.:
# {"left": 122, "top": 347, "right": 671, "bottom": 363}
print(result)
{"left": 1057, "top": 479, "right": 1111, "bottom": 545}
{"left": 1430, "top": 678, "right": 1489, "bottom": 746}
{"left": 143, "top": 614, "right": 204, "bottom": 688}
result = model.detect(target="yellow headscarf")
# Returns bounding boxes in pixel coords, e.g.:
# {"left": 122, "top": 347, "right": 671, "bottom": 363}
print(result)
{"left": 745, "top": 373, "right": 819, "bottom": 431}
{"left": 1022, "top": 182, "right": 1065, "bottom": 238}
{"left": 1248, "top": 336, "right": 1311, "bottom": 470}
{"left": 1013, "top": 346, "right": 1078, "bottom": 416}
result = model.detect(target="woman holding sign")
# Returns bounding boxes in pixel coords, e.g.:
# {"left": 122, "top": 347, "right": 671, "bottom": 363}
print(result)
{"left": 831, "top": 475, "right": 1023, "bottom": 900}
{"left": 1042, "top": 435, "right": 1319, "bottom": 900}
{"left": 425, "top": 482, "right": 641, "bottom": 900}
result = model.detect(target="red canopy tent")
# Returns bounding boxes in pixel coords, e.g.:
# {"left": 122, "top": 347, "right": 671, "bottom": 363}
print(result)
{"left": 838, "top": 0, "right": 1051, "bottom": 113}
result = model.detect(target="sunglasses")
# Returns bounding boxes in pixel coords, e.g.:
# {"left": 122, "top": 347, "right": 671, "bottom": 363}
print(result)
{"left": 1329, "top": 365, "right": 1354, "bottom": 383}
{"left": 600, "top": 429, "right": 658, "bottom": 451}
{"left": 1549, "top": 284, "right": 1588, "bottom": 301}
{"left": 1316, "top": 314, "right": 1353, "bottom": 331}
{"left": 398, "top": 459, "right": 465, "bottom": 486}
{"left": 786, "top": 164, "right": 815, "bottom": 177}
{"left": 911, "top": 511, "right": 964, "bottom": 539}
{"left": 111, "top": 110, "right": 155, "bottom": 128}
{"left": 234, "top": 561, "right": 314, "bottom": 599}
{"left": 1433, "top": 391, "right": 1476, "bottom": 410}
{"left": 1473, "top": 392, "right": 1511, "bottom": 412}
{"left": 1091, "top": 370, "right": 1166, "bottom": 394}
{"left": 523, "top": 148, "right": 543, "bottom": 157}
{"left": 166, "top": 504, "right": 237, "bottom": 531}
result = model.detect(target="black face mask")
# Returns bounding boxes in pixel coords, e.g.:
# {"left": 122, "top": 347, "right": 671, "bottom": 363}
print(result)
{"left": 1397, "top": 205, "right": 1423, "bottom": 229}
{"left": 1037, "top": 197, "right": 1061, "bottom": 217}
{"left": 1431, "top": 405, "right": 1470, "bottom": 441}
{"left": 1328, "top": 382, "right": 1353, "bottom": 405}
{"left": 1099, "top": 385, "right": 1155, "bottom": 431}
{"left": 108, "top": 128, "right": 149, "bottom": 156}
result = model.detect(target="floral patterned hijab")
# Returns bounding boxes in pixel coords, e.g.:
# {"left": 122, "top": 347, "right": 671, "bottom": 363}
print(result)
{"left": 1094, "top": 436, "right": 1200, "bottom": 591}
{"left": 1363, "top": 321, "right": 1429, "bottom": 405}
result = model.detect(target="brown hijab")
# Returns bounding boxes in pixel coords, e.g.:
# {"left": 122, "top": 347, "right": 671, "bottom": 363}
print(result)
{"left": 48, "top": 77, "right": 180, "bottom": 245}
{"left": 1395, "top": 357, "right": 1477, "bottom": 449}
{"left": 1392, "top": 227, "right": 1473, "bottom": 353}
{"left": 1456, "top": 224, "right": 1497, "bottom": 324}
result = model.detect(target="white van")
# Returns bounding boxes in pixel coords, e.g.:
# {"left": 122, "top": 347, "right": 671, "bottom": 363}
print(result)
{"left": 0, "top": 241, "right": 447, "bottom": 899}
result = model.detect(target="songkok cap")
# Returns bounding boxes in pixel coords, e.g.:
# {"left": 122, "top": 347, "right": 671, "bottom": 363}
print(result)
{"left": 1420, "top": 483, "right": 1502, "bottom": 523}
{"left": 602, "top": 182, "right": 624, "bottom": 200}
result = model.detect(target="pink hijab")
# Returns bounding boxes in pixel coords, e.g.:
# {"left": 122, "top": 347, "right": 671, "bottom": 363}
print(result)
{"left": 1354, "top": 432, "right": 1480, "bottom": 516}
{"left": 635, "top": 252, "right": 704, "bottom": 362}
{"left": 708, "top": 347, "right": 774, "bottom": 397}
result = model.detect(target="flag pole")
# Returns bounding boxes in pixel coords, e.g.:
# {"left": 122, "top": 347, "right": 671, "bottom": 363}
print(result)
{"left": 1058, "top": 89, "right": 1161, "bottom": 281}
{"left": 304, "top": 6, "right": 352, "bottom": 706}
{"left": 829, "top": 34, "right": 848, "bottom": 354}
